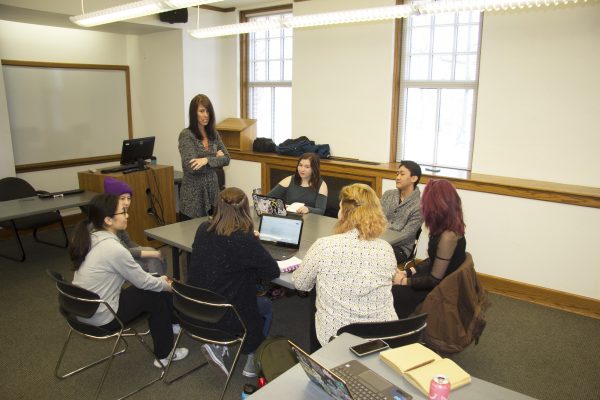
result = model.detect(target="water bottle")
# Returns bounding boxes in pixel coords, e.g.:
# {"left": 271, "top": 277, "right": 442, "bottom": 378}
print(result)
{"left": 241, "top": 383, "right": 257, "bottom": 399}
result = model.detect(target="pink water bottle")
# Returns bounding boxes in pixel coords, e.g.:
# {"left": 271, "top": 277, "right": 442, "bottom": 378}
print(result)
{"left": 429, "top": 374, "right": 451, "bottom": 400}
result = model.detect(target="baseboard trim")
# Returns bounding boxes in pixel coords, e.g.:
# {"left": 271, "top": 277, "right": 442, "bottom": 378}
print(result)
{"left": 478, "top": 273, "right": 600, "bottom": 320}
{"left": 0, "top": 213, "right": 85, "bottom": 241}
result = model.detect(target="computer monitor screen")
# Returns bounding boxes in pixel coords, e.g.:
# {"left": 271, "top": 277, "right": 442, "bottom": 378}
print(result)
{"left": 120, "top": 136, "right": 155, "bottom": 165}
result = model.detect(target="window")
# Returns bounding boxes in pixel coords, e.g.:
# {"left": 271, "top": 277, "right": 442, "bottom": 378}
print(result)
{"left": 242, "top": 8, "right": 293, "bottom": 144}
{"left": 397, "top": 11, "right": 482, "bottom": 171}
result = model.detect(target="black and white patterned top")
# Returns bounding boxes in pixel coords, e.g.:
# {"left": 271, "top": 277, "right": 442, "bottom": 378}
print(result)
{"left": 178, "top": 128, "right": 230, "bottom": 218}
{"left": 293, "top": 228, "right": 398, "bottom": 345}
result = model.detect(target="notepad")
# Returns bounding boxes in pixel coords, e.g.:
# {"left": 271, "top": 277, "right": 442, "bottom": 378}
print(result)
{"left": 285, "top": 202, "right": 305, "bottom": 213}
{"left": 379, "top": 343, "right": 471, "bottom": 395}
{"left": 277, "top": 256, "right": 302, "bottom": 273}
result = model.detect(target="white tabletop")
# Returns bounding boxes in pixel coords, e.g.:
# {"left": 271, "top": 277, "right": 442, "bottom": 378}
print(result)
{"left": 0, "top": 191, "right": 98, "bottom": 222}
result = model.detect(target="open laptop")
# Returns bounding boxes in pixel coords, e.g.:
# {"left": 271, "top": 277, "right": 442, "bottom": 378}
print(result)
{"left": 258, "top": 214, "right": 303, "bottom": 261}
{"left": 252, "top": 193, "right": 287, "bottom": 217}
{"left": 289, "top": 341, "right": 412, "bottom": 400}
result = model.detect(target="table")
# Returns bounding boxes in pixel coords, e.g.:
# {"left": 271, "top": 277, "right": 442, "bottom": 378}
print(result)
{"left": 248, "top": 333, "right": 536, "bottom": 400}
{"left": 0, "top": 191, "right": 98, "bottom": 222}
{"left": 145, "top": 213, "right": 403, "bottom": 283}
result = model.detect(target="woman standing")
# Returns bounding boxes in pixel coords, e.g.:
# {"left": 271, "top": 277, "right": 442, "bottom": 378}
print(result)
{"left": 187, "top": 187, "right": 279, "bottom": 378}
{"left": 293, "top": 183, "right": 397, "bottom": 346}
{"left": 267, "top": 153, "right": 328, "bottom": 215}
{"left": 179, "top": 94, "right": 230, "bottom": 219}
{"left": 70, "top": 194, "right": 187, "bottom": 367}
{"left": 392, "top": 179, "right": 467, "bottom": 318}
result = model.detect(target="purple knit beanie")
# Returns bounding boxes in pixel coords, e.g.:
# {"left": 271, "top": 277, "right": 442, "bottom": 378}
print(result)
{"left": 104, "top": 177, "right": 133, "bottom": 196}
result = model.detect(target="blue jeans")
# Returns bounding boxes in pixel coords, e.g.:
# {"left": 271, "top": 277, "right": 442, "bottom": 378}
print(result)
{"left": 257, "top": 296, "right": 273, "bottom": 338}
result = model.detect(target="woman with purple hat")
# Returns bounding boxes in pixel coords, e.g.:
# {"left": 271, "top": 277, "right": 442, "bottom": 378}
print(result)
{"left": 104, "top": 176, "right": 167, "bottom": 275}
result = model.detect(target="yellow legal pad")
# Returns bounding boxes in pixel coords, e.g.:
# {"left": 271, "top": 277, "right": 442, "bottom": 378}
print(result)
{"left": 379, "top": 343, "right": 471, "bottom": 395}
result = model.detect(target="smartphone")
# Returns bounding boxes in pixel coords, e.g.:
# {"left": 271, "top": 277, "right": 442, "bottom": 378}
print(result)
{"left": 349, "top": 339, "right": 390, "bottom": 357}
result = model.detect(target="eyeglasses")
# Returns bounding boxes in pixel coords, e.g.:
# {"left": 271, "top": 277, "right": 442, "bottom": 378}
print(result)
{"left": 113, "top": 209, "right": 129, "bottom": 217}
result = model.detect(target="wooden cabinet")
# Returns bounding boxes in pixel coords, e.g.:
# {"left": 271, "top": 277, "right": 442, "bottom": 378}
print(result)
{"left": 78, "top": 165, "right": 176, "bottom": 247}
{"left": 216, "top": 118, "right": 257, "bottom": 151}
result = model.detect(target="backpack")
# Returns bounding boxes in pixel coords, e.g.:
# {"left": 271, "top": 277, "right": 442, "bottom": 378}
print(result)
{"left": 254, "top": 336, "right": 298, "bottom": 382}
{"left": 276, "top": 136, "right": 313, "bottom": 157}
{"left": 253, "top": 138, "right": 277, "bottom": 153}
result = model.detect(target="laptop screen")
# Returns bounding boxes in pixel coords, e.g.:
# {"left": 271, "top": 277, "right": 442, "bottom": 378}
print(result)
{"left": 289, "top": 342, "right": 353, "bottom": 400}
{"left": 259, "top": 215, "right": 303, "bottom": 247}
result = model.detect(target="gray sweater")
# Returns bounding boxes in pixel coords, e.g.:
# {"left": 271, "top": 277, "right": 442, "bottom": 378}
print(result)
{"left": 73, "top": 230, "right": 169, "bottom": 326}
{"left": 380, "top": 187, "right": 423, "bottom": 256}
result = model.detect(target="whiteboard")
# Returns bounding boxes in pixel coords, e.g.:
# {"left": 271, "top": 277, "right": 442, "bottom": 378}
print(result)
{"left": 2, "top": 61, "right": 131, "bottom": 167}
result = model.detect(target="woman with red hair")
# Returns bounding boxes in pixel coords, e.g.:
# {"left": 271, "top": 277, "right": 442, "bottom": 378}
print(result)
{"left": 392, "top": 179, "right": 467, "bottom": 318}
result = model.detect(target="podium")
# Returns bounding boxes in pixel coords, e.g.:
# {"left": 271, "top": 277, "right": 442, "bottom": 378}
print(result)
{"left": 78, "top": 165, "right": 176, "bottom": 247}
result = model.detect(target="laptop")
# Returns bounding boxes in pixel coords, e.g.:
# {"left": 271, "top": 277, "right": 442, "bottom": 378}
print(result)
{"left": 252, "top": 193, "right": 287, "bottom": 217}
{"left": 258, "top": 214, "right": 303, "bottom": 261}
{"left": 289, "top": 341, "right": 412, "bottom": 400}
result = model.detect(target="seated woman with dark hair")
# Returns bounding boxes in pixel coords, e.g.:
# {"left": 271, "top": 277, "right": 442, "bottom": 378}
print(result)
{"left": 267, "top": 152, "right": 328, "bottom": 215}
{"left": 392, "top": 179, "right": 467, "bottom": 318}
{"left": 70, "top": 194, "right": 187, "bottom": 368}
{"left": 293, "top": 183, "right": 397, "bottom": 346}
{"left": 187, "top": 187, "right": 280, "bottom": 378}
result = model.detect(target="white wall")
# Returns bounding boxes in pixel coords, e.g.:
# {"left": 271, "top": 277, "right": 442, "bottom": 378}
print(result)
{"left": 473, "top": 4, "right": 600, "bottom": 186}
{"left": 293, "top": 0, "right": 396, "bottom": 162}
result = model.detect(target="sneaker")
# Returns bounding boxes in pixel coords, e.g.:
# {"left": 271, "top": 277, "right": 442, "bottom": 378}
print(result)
{"left": 153, "top": 347, "right": 189, "bottom": 368}
{"left": 242, "top": 353, "right": 258, "bottom": 378}
{"left": 201, "top": 344, "right": 230, "bottom": 376}
{"left": 172, "top": 324, "right": 181, "bottom": 335}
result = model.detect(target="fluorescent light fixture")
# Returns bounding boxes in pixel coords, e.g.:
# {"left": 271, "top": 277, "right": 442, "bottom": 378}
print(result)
{"left": 70, "top": 0, "right": 224, "bottom": 27}
{"left": 188, "top": 0, "right": 595, "bottom": 39}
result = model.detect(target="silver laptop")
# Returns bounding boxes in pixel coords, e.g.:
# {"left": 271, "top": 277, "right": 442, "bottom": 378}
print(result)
{"left": 258, "top": 214, "right": 303, "bottom": 261}
{"left": 289, "top": 341, "right": 412, "bottom": 400}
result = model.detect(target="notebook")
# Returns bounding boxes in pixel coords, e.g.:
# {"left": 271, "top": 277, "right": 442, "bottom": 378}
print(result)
{"left": 258, "top": 214, "right": 303, "bottom": 261}
{"left": 252, "top": 193, "right": 287, "bottom": 216}
{"left": 289, "top": 341, "right": 412, "bottom": 400}
{"left": 379, "top": 343, "right": 471, "bottom": 396}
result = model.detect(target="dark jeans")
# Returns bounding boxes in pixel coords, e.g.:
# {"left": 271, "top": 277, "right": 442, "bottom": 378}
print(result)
{"left": 392, "top": 285, "right": 429, "bottom": 319}
{"left": 100, "top": 286, "right": 175, "bottom": 359}
{"left": 257, "top": 296, "right": 273, "bottom": 338}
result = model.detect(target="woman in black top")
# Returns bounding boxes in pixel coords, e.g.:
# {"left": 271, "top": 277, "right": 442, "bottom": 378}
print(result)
{"left": 187, "top": 187, "right": 279, "bottom": 378}
{"left": 392, "top": 179, "right": 467, "bottom": 318}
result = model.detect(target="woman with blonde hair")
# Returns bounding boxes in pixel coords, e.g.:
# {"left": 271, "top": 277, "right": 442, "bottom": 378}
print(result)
{"left": 293, "top": 183, "right": 397, "bottom": 346}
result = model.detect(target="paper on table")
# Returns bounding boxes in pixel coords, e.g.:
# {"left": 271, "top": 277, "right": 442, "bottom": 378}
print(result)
{"left": 285, "top": 202, "right": 305, "bottom": 213}
{"left": 277, "top": 256, "right": 302, "bottom": 273}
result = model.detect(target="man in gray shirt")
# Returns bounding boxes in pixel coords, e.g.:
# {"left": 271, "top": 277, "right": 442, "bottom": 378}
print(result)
{"left": 380, "top": 161, "right": 423, "bottom": 264}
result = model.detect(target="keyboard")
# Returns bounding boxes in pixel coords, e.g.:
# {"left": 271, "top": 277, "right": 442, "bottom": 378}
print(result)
{"left": 332, "top": 365, "right": 386, "bottom": 400}
{"left": 100, "top": 164, "right": 137, "bottom": 174}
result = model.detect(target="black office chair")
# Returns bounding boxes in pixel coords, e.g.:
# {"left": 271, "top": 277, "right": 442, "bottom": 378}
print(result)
{"left": 0, "top": 177, "right": 68, "bottom": 262}
{"left": 164, "top": 281, "right": 246, "bottom": 400}
{"left": 46, "top": 270, "right": 163, "bottom": 400}
{"left": 334, "top": 313, "right": 428, "bottom": 348}
{"left": 401, "top": 226, "right": 423, "bottom": 271}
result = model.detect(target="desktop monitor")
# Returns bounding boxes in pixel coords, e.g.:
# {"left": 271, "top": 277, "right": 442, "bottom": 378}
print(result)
{"left": 120, "top": 136, "right": 155, "bottom": 165}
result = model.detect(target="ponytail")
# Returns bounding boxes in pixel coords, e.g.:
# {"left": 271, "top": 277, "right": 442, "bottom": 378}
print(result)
{"left": 69, "top": 194, "right": 119, "bottom": 270}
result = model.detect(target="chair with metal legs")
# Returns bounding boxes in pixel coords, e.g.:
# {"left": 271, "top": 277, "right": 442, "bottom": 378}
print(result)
{"left": 47, "top": 270, "right": 163, "bottom": 400}
{"left": 164, "top": 281, "right": 247, "bottom": 400}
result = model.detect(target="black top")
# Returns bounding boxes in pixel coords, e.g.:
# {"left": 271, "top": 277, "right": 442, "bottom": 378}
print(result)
{"left": 187, "top": 222, "right": 280, "bottom": 353}
{"left": 410, "top": 234, "right": 467, "bottom": 289}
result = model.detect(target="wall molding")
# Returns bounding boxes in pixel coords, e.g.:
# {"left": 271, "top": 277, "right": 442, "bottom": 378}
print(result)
{"left": 478, "top": 273, "right": 600, "bottom": 320}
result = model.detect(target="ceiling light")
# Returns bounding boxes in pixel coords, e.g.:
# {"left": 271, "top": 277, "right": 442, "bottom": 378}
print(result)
{"left": 70, "top": 0, "right": 224, "bottom": 27}
{"left": 285, "top": 5, "right": 414, "bottom": 29}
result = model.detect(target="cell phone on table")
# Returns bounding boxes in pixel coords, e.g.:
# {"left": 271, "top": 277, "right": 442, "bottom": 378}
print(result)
{"left": 349, "top": 339, "right": 390, "bottom": 357}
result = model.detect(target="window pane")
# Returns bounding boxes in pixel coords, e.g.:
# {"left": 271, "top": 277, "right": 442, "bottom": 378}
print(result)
{"left": 250, "top": 87, "right": 273, "bottom": 138}
{"left": 412, "top": 14, "right": 432, "bottom": 27}
{"left": 457, "top": 25, "right": 479, "bottom": 53}
{"left": 434, "top": 13, "right": 455, "bottom": 25}
{"left": 283, "top": 60, "right": 292, "bottom": 81}
{"left": 432, "top": 54, "right": 453, "bottom": 80}
{"left": 433, "top": 25, "right": 454, "bottom": 53}
{"left": 403, "top": 88, "right": 438, "bottom": 165}
{"left": 253, "top": 61, "right": 266, "bottom": 81}
{"left": 254, "top": 39, "right": 266, "bottom": 61}
{"left": 409, "top": 55, "right": 429, "bottom": 80}
{"left": 436, "top": 89, "right": 473, "bottom": 169}
{"left": 283, "top": 37, "right": 293, "bottom": 58}
{"left": 268, "top": 61, "right": 281, "bottom": 81}
{"left": 410, "top": 27, "right": 431, "bottom": 54}
{"left": 455, "top": 55, "right": 477, "bottom": 81}
{"left": 273, "top": 87, "right": 292, "bottom": 144}
{"left": 269, "top": 37, "right": 281, "bottom": 59}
